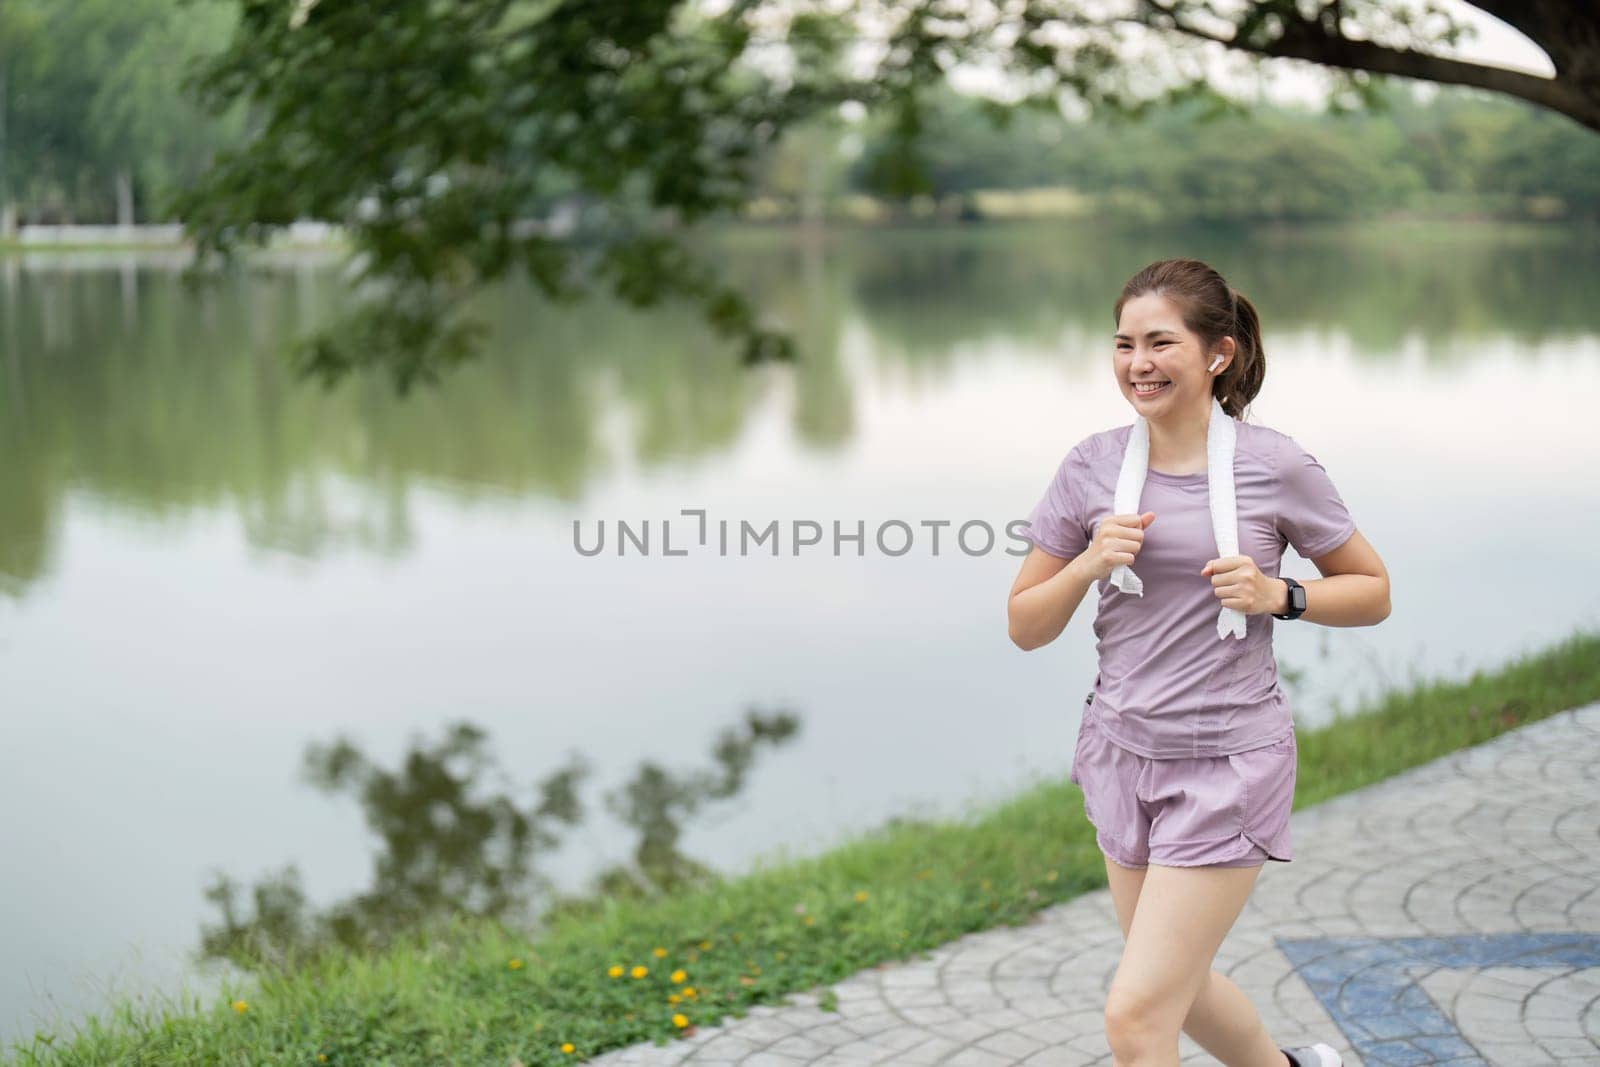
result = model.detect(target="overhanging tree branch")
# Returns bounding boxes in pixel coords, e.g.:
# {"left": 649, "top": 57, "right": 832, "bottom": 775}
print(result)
{"left": 1132, "top": 0, "right": 1593, "bottom": 130}
{"left": 1125, "top": 0, "right": 1598, "bottom": 131}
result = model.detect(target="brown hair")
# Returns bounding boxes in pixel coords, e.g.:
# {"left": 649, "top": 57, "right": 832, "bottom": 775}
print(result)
{"left": 1113, "top": 258, "right": 1264, "bottom": 420}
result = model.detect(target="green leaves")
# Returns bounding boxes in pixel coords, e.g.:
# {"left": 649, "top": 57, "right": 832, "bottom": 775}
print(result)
{"left": 169, "top": 0, "right": 813, "bottom": 388}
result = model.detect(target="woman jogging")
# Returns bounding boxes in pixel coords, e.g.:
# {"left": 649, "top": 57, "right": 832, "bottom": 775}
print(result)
{"left": 1007, "top": 258, "right": 1391, "bottom": 1067}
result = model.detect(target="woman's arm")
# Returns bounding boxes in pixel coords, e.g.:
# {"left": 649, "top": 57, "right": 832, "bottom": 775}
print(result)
{"left": 1010, "top": 511, "right": 1151, "bottom": 649}
{"left": 1276, "top": 529, "right": 1391, "bottom": 627}
{"left": 1008, "top": 546, "right": 1098, "bottom": 651}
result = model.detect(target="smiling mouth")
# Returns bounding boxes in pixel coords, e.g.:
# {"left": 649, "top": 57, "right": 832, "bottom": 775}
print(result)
{"left": 1133, "top": 381, "right": 1170, "bottom": 396}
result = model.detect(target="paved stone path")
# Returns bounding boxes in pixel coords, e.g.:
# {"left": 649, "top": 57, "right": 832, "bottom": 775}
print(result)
{"left": 588, "top": 702, "right": 1600, "bottom": 1066}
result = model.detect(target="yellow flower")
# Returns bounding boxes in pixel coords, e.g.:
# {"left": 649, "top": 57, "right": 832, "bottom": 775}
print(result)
{"left": 1045, "top": 870, "right": 1058, "bottom": 882}
{"left": 699, "top": 940, "right": 712, "bottom": 950}
{"left": 317, "top": 1057, "right": 327, "bottom": 1063}
{"left": 508, "top": 958, "right": 523, "bottom": 970}
{"left": 803, "top": 915, "right": 815, "bottom": 926}
{"left": 980, "top": 879, "right": 992, "bottom": 891}
{"left": 653, "top": 946, "right": 668, "bottom": 958}
{"left": 631, "top": 965, "right": 648, "bottom": 979}
{"left": 668, "top": 993, "right": 680, "bottom": 1004}
{"left": 682, "top": 987, "right": 697, "bottom": 997}
{"left": 561, "top": 1041, "right": 575, "bottom": 1053}
{"left": 231, "top": 1000, "right": 247, "bottom": 1013}
{"left": 672, "top": 1013, "right": 689, "bottom": 1028}
{"left": 670, "top": 969, "right": 687, "bottom": 984}
{"left": 854, "top": 890, "right": 869, "bottom": 902}
{"left": 608, "top": 964, "right": 624, "bottom": 978}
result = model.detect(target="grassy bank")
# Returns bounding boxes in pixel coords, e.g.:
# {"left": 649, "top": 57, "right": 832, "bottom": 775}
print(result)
{"left": 10, "top": 627, "right": 1600, "bottom": 1066}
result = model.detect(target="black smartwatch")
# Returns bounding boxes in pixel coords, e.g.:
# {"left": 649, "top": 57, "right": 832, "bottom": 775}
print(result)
{"left": 1272, "top": 576, "right": 1307, "bottom": 620}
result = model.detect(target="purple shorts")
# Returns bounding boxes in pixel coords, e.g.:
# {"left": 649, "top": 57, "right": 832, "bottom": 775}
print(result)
{"left": 1069, "top": 699, "right": 1296, "bottom": 870}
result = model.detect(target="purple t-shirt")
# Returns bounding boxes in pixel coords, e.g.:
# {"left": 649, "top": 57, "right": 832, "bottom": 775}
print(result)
{"left": 1023, "top": 417, "right": 1357, "bottom": 758}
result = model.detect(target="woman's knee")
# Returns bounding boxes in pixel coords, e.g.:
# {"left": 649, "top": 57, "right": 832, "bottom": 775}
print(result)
{"left": 1104, "top": 985, "right": 1180, "bottom": 1055}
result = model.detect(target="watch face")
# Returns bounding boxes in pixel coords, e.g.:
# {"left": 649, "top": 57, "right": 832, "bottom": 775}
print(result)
{"left": 1291, "top": 585, "right": 1307, "bottom": 612}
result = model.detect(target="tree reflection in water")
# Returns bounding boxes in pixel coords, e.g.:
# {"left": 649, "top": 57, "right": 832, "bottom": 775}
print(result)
{"left": 196, "top": 708, "right": 800, "bottom": 974}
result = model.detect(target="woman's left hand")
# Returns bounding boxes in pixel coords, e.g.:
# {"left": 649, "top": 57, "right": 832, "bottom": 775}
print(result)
{"left": 1200, "top": 555, "right": 1284, "bottom": 616}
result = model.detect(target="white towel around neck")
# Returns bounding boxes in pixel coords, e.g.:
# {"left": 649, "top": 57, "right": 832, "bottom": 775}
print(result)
{"left": 1108, "top": 395, "right": 1247, "bottom": 640}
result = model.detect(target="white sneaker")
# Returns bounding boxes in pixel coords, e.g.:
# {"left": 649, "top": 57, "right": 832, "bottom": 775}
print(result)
{"left": 1282, "top": 1044, "right": 1342, "bottom": 1067}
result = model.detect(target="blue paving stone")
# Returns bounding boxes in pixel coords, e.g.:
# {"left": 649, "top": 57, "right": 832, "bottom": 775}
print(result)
{"left": 1399, "top": 1010, "right": 1451, "bottom": 1035}
{"left": 1340, "top": 983, "right": 1407, "bottom": 1015}
{"left": 1396, "top": 983, "right": 1437, "bottom": 1011}
{"left": 1277, "top": 932, "right": 1600, "bottom": 1066}
{"left": 1352, "top": 1011, "right": 1435, "bottom": 1041}
{"left": 1362, "top": 1039, "right": 1438, "bottom": 1066}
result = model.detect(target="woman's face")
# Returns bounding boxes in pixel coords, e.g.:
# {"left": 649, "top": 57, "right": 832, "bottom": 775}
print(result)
{"left": 1113, "top": 292, "right": 1224, "bottom": 418}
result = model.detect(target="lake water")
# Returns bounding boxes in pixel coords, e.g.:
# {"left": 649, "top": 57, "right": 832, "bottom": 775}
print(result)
{"left": 3, "top": 219, "right": 1598, "bottom": 1050}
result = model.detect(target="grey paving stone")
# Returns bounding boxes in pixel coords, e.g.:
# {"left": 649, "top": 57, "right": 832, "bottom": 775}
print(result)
{"left": 585, "top": 702, "right": 1600, "bottom": 1065}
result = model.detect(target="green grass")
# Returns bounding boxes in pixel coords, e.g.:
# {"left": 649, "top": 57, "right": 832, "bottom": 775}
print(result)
{"left": 10, "top": 627, "right": 1600, "bottom": 1066}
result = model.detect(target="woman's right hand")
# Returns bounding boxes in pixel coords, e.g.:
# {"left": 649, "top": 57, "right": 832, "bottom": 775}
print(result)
{"left": 1078, "top": 512, "right": 1155, "bottom": 581}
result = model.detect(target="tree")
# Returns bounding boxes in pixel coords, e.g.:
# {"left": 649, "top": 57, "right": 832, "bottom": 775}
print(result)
{"left": 89, "top": 1, "right": 248, "bottom": 224}
{"left": 173, "top": 1, "right": 1600, "bottom": 390}
{"left": 0, "top": 0, "right": 242, "bottom": 226}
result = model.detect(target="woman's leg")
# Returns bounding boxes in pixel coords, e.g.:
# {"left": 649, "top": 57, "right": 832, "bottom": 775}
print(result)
{"left": 1103, "top": 856, "right": 1285, "bottom": 1065}
{"left": 1181, "top": 969, "right": 1289, "bottom": 1067}
{"left": 1100, "top": 859, "right": 1287, "bottom": 1067}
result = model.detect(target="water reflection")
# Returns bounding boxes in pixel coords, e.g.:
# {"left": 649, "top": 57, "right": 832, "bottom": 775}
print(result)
{"left": 196, "top": 708, "right": 800, "bottom": 974}
{"left": 2, "top": 222, "right": 1596, "bottom": 595}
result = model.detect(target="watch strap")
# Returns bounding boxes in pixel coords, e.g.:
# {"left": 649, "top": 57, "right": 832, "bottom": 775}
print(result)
{"left": 1273, "top": 576, "right": 1306, "bottom": 620}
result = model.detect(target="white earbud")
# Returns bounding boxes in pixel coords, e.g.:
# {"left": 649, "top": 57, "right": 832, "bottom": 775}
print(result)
{"left": 1208, "top": 354, "right": 1225, "bottom": 373}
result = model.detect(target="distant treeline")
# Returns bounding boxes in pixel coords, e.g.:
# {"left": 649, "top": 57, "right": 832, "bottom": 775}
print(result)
{"left": 758, "top": 79, "right": 1600, "bottom": 225}
{"left": 1, "top": 0, "right": 1596, "bottom": 229}
{"left": 0, "top": 0, "right": 245, "bottom": 229}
